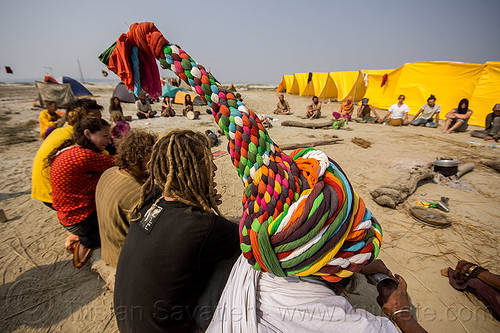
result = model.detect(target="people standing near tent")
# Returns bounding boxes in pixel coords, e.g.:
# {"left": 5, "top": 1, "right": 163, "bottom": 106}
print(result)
{"left": 183, "top": 94, "right": 200, "bottom": 119}
{"left": 470, "top": 103, "right": 500, "bottom": 141}
{"left": 31, "top": 100, "right": 104, "bottom": 209}
{"left": 48, "top": 117, "right": 115, "bottom": 268}
{"left": 354, "top": 98, "right": 380, "bottom": 123}
{"left": 114, "top": 130, "right": 240, "bottom": 332}
{"left": 161, "top": 96, "right": 175, "bottom": 117}
{"left": 306, "top": 96, "right": 322, "bottom": 119}
{"left": 136, "top": 92, "right": 157, "bottom": 119}
{"left": 39, "top": 101, "right": 62, "bottom": 139}
{"left": 443, "top": 98, "right": 473, "bottom": 134}
{"left": 379, "top": 95, "right": 410, "bottom": 126}
{"left": 273, "top": 94, "right": 290, "bottom": 115}
{"left": 96, "top": 129, "right": 157, "bottom": 268}
{"left": 410, "top": 95, "right": 440, "bottom": 128}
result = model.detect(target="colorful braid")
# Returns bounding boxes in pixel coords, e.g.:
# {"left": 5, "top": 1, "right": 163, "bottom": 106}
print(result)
{"left": 100, "top": 22, "right": 382, "bottom": 282}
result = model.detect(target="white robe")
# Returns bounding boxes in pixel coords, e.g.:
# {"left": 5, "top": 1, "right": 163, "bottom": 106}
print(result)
{"left": 207, "top": 255, "right": 398, "bottom": 333}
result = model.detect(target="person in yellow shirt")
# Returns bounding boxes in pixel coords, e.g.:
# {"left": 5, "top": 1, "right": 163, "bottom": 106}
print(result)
{"left": 31, "top": 99, "right": 104, "bottom": 208}
{"left": 39, "top": 101, "right": 62, "bottom": 139}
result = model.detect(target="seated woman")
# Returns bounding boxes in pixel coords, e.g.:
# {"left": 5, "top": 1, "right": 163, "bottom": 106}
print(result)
{"left": 274, "top": 94, "right": 290, "bottom": 115}
{"left": 182, "top": 94, "right": 200, "bottom": 119}
{"left": 443, "top": 98, "right": 473, "bottom": 133}
{"left": 332, "top": 96, "right": 354, "bottom": 128}
{"left": 114, "top": 130, "right": 240, "bottom": 332}
{"left": 32, "top": 105, "right": 91, "bottom": 209}
{"left": 48, "top": 117, "right": 115, "bottom": 268}
{"left": 306, "top": 96, "right": 322, "bottom": 119}
{"left": 110, "top": 96, "right": 132, "bottom": 121}
{"left": 161, "top": 96, "right": 175, "bottom": 117}
{"left": 39, "top": 101, "right": 62, "bottom": 139}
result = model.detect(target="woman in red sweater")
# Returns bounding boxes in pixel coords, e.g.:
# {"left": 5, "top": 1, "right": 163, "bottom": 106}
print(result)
{"left": 48, "top": 117, "right": 115, "bottom": 268}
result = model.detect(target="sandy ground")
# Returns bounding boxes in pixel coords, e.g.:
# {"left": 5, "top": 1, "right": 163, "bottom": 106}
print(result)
{"left": 0, "top": 82, "right": 499, "bottom": 332}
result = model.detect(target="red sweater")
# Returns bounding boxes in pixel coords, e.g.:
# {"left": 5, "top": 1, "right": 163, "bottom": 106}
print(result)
{"left": 51, "top": 146, "right": 115, "bottom": 226}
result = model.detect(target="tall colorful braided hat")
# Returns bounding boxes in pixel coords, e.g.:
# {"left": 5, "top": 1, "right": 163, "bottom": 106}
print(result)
{"left": 99, "top": 22, "right": 382, "bottom": 282}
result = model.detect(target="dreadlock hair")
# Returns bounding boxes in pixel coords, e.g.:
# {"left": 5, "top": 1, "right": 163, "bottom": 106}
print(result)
{"left": 133, "top": 129, "right": 220, "bottom": 216}
{"left": 45, "top": 117, "right": 110, "bottom": 166}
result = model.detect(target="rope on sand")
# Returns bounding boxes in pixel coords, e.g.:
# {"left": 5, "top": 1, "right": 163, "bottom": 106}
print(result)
{"left": 99, "top": 22, "right": 382, "bottom": 282}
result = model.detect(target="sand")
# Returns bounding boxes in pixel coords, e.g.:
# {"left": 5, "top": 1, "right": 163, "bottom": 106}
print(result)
{"left": 0, "top": 82, "right": 499, "bottom": 332}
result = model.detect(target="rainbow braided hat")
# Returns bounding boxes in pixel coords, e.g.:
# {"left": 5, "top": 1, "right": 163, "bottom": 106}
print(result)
{"left": 99, "top": 22, "right": 382, "bottom": 282}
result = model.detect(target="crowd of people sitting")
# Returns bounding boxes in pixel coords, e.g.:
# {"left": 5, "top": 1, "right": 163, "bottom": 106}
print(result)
{"left": 30, "top": 90, "right": 499, "bottom": 332}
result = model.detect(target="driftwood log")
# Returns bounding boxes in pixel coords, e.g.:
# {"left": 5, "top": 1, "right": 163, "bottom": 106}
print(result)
{"left": 481, "top": 157, "right": 500, "bottom": 173}
{"left": 279, "top": 138, "right": 343, "bottom": 150}
{"left": 281, "top": 119, "right": 334, "bottom": 129}
{"left": 371, "top": 162, "right": 476, "bottom": 208}
{"left": 370, "top": 166, "right": 435, "bottom": 208}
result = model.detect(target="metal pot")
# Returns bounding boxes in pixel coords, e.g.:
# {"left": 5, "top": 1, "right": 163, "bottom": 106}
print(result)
{"left": 433, "top": 159, "right": 459, "bottom": 176}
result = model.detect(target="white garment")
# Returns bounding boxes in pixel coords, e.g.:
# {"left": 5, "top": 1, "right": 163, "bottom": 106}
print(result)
{"left": 388, "top": 103, "right": 410, "bottom": 119}
{"left": 207, "top": 255, "right": 398, "bottom": 333}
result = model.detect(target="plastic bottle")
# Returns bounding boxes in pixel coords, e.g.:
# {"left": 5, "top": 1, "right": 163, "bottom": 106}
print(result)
{"left": 468, "top": 141, "right": 485, "bottom": 146}
{"left": 492, "top": 144, "right": 498, "bottom": 148}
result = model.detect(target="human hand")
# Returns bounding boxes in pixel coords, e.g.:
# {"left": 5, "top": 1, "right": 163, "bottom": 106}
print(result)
{"left": 360, "top": 259, "right": 391, "bottom": 276}
{"left": 379, "top": 274, "right": 410, "bottom": 316}
{"left": 484, "top": 136, "right": 494, "bottom": 141}
{"left": 211, "top": 181, "right": 222, "bottom": 205}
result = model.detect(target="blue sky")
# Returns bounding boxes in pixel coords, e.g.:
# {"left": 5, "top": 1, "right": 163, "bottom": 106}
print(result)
{"left": 0, "top": 0, "right": 499, "bottom": 84}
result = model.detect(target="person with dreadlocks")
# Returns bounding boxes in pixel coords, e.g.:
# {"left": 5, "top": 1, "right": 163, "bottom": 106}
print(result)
{"left": 114, "top": 130, "right": 240, "bottom": 333}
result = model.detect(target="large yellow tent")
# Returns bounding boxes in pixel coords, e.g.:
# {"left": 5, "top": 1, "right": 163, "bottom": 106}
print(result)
{"left": 312, "top": 73, "right": 337, "bottom": 99}
{"left": 294, "top": 73, "right": 315, "bottom": 96}
{"left": 276, "top": 74, "right": 299, "bottom": 94}
{"left": 329, "top": 71, "right": 359, "bottom": 101}
{"left": 364, "top": 62, "right": 499, "bottom": 127}
{"left": 469, "top": 62, "right": 500, "bottom": 125}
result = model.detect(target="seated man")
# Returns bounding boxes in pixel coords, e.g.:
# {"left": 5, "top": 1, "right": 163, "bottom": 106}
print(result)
{"left": 443, "top": 98, "right": 473, "bottom": 133}
{"left": 136, "top": 92, "right": 157, "bottom": 119}
{"left": 379, "top": 95, "right": 409, "bottom": 126}
{"left": 410, "top": 95, "right": 440, "bottom": 128}
{"left": 114, "top": 130, "right": 240, "bottom": 333}
{"left": 354, "top": 98, "right": 381, "bottom": 123}
{"left": 274, "top": 94, "right": 290, "bottom": 115}
{"left": 306, "top": 95, "right": 322, "bottom": 119}
{"left": 96, "top": 129, "right": 157, "bottom": 268}
{"left": 470, "top": 103, "right": 500, "bottom": 141}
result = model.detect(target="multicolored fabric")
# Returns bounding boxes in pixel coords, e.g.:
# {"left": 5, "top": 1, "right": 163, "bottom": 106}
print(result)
{"left": 100, "top": 22, "right": 382, "bottom": 282}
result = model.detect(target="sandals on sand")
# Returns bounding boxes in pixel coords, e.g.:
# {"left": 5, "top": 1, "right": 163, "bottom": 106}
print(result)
{"left": 67, "top": 240, "right": 92, "bottom": 269}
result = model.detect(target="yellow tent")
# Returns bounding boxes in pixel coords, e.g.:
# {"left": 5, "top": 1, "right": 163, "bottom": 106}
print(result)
{"left": 312, "top": 73, "right": 337, "bottom": 99}
{"left": 294, "top": 73, "right": 315, "bottom": 96}
{"left": 363, "top": 62, "right": 498, "bottom": 127}
{"left": 277, "top": 74, "right": 299, "bottom": 94}
{"left": 329, "top": 71, "right": 360, "bottom": 101}
{"left": 469, "top": 62, "right": 500, "bottom": 126}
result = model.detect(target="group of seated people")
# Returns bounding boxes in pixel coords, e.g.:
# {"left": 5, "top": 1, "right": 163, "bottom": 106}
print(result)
{"left": 32, "top": 90, "right": 498, "bottom": 332}
{"left": 280, "top": 93, "right": 497, "bottom": 139}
